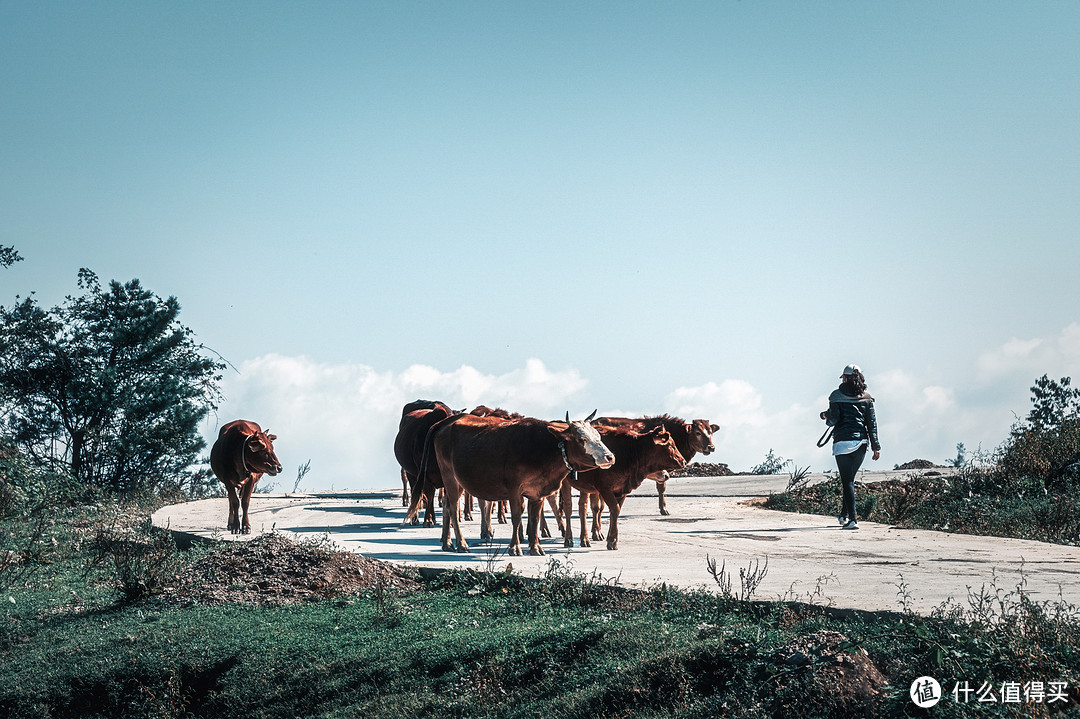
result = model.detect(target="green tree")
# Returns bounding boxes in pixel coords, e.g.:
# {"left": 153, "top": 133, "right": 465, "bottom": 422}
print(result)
{"left": 997, "top": 375, "right": 1080, "bottom": 481}
{"left": 1026, "top": 374, "right": 1080, "bottom": 430}
{"left": 0, "top": 269, "right": 224, "bottom": 495}
{"left": 0, "top": 245, "right": 22, "bottom": 268}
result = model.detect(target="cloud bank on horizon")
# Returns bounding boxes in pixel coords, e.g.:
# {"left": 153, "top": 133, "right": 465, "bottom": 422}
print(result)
{"left": 209, "top": 322, "right": 1080, "bottom": 492}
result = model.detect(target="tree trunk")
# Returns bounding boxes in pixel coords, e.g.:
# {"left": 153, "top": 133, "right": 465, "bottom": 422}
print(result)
{"left": 69, "top": 429, "right": 85, "bottom": 481}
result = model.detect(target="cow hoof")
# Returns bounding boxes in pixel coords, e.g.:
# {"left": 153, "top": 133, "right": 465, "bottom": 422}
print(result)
{"left": 423, "top": 520, "right": 435, "bottom": 528}
{"left": 530, "top": 546, "right": 546, "bottom": 556}
{"left": 456, "top": 544, "right": 471, "bottom": 554}
{"left": 606, "top": 541, "right": 618, "bottom": 550}
{"left": 508, "top": 545, "right": 522, "bottom": 556}
{"left": 442, "top": 544, "right": 455, "bottom": 553}
{"left": 410, "top": 517, "right": 420, "bottom": 526}
{"left": 660, "top": 508, "right": 671, "bottom": 516}
{"left": 563, "top": 539, "right": 574, "bottom": 549}
{"left": 580, "top": 537, "right": 591, "bottom": 548}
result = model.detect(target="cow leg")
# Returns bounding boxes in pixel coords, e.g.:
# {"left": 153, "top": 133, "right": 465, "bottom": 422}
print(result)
{"left": 506, "top": 495, "right": 525, "bottom": 556}
{"left": 423, "top": 484, "right": 438, "bottom": 528}
{"left": 591, "top": 494, "right": 605, "bottom": 542}
{"left": 538, "top": 500, "right": 551, "bottom": 539}
{"left": 657, "top": 475, "right": 670, "bottom": 516}
{"left": 479, "top": 499, "right": 494, "bottom": 541}
{"left": 577, "top": 491, "right": 591, "bottom": 548}
{"left": 560, "top": 481, "right": 575, "bottom": 548}
{"left": 463, "top": 492, "right": 473, "bottom": 522}
{"left": 526, "top": 497, "right": 545, "bottom": 556}
{"left": 497, "top": 500, "right": 507, "bottom": 524}
{"left": 546, "top": 494, "right": 566, "bottom": 535}
{"left": 226, "top": 483, "right": 241, "bottom": 534}
{"left": 440, "top": 482, "right": 469, "bottom": 553}
{"left": 600, "top": 489, "right": 623, "bottom": 550}
{"left": 400, "top": 469, "right": 410, "bottom": 507}
{"left": 240, "top": 478, "right": 257, "bottom": 535}
{"left": 402, "top": 472, "right": 423, "bottom": 526}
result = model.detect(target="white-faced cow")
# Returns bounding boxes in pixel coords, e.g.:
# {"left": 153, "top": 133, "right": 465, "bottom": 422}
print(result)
{"left": 429, "top": 411, "right": 615, "bottom": 556}
{"left": 209, "top": 420, "right": 283, "bottom": 535}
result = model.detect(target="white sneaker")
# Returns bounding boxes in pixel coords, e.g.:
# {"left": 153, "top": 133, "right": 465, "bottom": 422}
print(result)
{"left": 842, "top": 520, "right": 859, "bottom": 530}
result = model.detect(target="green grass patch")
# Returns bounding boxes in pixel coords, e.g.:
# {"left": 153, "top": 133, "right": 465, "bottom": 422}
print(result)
{"left": 765, "top": 467, "right": 1080, "bottom": 546}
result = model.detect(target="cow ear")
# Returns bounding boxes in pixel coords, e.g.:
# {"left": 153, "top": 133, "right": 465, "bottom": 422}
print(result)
{"left": 548, "top": 424, "right": 569, "bottom": 439}
{"left": 267, "top": 434, "right": 277, "bottom": 441}
{"left": 710, "top": 424, "right": 719, "bottom": 433}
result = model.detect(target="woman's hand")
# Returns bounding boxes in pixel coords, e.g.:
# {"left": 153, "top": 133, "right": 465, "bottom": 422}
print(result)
{"left": 872, "top": 450, "right": 881, "bottom": 461}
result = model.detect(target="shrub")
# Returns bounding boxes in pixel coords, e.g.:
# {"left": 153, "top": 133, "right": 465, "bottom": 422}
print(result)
{"left": 90, "top": 519, "right": 178, "bottom": 601}
{"left": 996, "top": 375, "right": 1080, "bottom": 483}
{"left": 750, "top": 449, "right": 790, "bottom": 475}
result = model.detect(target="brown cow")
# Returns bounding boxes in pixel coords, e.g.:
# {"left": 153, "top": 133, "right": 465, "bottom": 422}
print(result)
{"left": 209, "top": 420, "right": 283, "bottom": 535}
{"left": 462, "top": 405, "right": 564, "bottom": 540}
{"left": 462, "top": 405, "right": 524, "bottom": 523}
{"left": 560, "top": 424, "right": 685, "bottom": 550}
{"left": 595, "top": 415, "right": 718, "bottom": 515}
{"left": 430, "top": 411, "right": 615, "bottom": 556}
{"left": 394, "top": 399, "right": 455, "bottom": 527}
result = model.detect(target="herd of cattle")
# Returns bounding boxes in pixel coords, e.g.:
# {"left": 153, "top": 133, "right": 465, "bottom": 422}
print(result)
{"left": 208, "top": 403, "right": 719, "bottom": 556}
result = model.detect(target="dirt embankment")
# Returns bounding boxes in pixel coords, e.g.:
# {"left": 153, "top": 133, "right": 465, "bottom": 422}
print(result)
{"left": 165, "top": 533, "right": 421, "bottom": 606}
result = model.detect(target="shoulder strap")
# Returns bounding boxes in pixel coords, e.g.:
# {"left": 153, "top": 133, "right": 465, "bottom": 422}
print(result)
{"left": 817, "top": 426, "right": 834, "bottom": 447}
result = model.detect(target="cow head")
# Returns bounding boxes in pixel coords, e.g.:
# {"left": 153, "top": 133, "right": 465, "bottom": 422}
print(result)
{"left": 244, "top": 431, "right": 283, "bottom": 476}
{"left": 551, "top": 410, "right": 616, "bottom": 471}
{"left": 688, "top": 419, "right": 719, "bottom": 456}
{"left": 646, "top": 426, "right": 687, "bottom": 471}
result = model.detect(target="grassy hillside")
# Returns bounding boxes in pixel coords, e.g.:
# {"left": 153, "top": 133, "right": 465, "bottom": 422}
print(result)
{"left": 1, "top": 497, "right": 1077, "bottom": 718}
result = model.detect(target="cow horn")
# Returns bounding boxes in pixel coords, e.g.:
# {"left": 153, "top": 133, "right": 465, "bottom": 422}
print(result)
{"left": 585, "top": 409, "right": 597, "bottom": 422}
{"left": 565, "top": 411, "right": 571, "bottom": 424}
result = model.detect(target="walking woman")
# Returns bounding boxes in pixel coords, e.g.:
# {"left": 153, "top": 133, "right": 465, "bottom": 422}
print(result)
{"left": 820, "top": 364, "right": 881, "bottom": 530}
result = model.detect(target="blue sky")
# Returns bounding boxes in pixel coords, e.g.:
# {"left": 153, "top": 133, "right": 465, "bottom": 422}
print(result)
{"left": 2, "top": 2, "right": 1078, "bottom": 490}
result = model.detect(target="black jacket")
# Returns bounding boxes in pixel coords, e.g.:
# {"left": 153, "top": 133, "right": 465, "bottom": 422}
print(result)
{"left": 825, "top": 385, "right": 881, "bottom": 451}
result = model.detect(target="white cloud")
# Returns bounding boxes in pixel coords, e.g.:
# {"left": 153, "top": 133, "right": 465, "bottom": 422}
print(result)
{"left": 207, "top": 355, "right": 588, "bottom": 491}
{"left": 663, "top": 379, "right": 766, "bottom": 427}
{"left": 662, "top": 380, "right": 817, "bottom": 471}
{"left": 976, "top": 322, "right": 1080, "bottom": 381}
{"left": 875, "top": 369, "right": 955, "bottom": 415}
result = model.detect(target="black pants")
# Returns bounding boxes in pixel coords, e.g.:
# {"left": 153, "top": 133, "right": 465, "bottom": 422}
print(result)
{"left": 835, "top": 444, "right": 867, "bottom": 521}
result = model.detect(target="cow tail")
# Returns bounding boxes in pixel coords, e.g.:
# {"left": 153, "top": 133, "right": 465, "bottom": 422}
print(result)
{"left": 420, "top": 411, "right": 462, "bottom": 485}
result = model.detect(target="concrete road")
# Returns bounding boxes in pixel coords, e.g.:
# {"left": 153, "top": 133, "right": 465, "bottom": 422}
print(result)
{"left": 152, "top": 471, "right": 1080, "bottom": 615}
